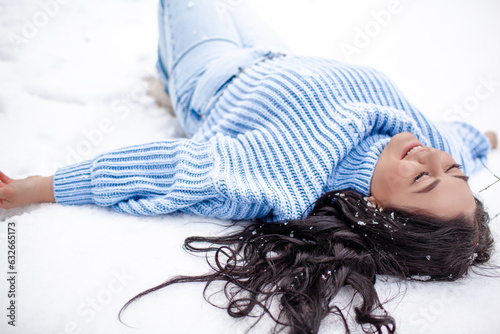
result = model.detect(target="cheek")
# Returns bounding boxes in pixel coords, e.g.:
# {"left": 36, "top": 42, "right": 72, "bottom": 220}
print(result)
{"left": 394, "top": 162, "right": 415, "bottom": 179}
{"left": 376, "top": 162, "right": 413, "bottom": 193}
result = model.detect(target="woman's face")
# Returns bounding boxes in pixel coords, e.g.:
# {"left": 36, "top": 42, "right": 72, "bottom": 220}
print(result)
{"left": 369, "top": 132, "right": 476, "bottom": 220}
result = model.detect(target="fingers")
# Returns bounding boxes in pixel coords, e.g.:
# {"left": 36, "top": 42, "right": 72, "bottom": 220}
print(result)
{"left": 485, "top": 131, "right": 498, "bottom": 150}
{"left": 0, "top": 171, "right": 14, "bottom": 185}
{"left": 0, "top": 197, "right": 14, "bottom": 210}
{"left": 0, "top": 199, "right": 10, "bottom": 209}
{"left": 0, "top": 185, "right": 14, "bottom": 209}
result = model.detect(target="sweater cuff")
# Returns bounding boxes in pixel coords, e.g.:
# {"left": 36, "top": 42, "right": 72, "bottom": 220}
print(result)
{"left": 53, "top": 160, "right": 94, "bottom": 205}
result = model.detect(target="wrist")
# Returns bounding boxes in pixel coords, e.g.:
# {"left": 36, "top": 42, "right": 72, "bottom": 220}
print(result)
{"left": 34, "top": 175, "right": 55, "bottom": 203}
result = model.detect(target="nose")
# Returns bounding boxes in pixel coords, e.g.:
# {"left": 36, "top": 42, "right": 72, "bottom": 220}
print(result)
{"left": 417, "top": 148, "right": 442, "bottom": 172}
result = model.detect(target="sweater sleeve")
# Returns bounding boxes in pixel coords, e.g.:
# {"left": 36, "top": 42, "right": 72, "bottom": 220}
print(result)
{"left": 353, "top": 64, "right": 491, "bottom": 176}
{"left": 326, "top": 134, "right": 391, "bottom": 196}
{"left": 53, "top": 139, "right": 221, "bottom": 215}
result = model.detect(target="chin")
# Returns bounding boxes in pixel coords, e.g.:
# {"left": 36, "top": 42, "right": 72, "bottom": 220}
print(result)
{"left": 390, "top": 133, "right": 420, "bottom": 155}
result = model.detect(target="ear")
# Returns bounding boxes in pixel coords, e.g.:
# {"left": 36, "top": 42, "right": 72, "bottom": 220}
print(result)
{"left": 367, "top": 196, "right": 381, "bottom": 209}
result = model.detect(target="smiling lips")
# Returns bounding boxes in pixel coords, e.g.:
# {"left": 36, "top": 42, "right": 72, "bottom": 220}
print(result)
{"left": 401, "top": 142, "right": 425, "bottom": 159}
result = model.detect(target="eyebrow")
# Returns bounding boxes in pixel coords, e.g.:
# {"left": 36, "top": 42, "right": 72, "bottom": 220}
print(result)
{"left": 414, "top": 175, "right": 469, "bottom": 194}
{"left": 415, "top": 180, "right": 440, "bottom": 193}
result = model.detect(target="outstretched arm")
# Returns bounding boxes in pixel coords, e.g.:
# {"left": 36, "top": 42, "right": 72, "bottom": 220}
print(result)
{"left": 0, "top": 172, "right": 55, "bottom": 209}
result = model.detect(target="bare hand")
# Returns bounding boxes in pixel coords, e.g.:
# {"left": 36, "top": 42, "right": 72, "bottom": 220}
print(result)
{"left": 0, "top": 172, "right": 55, "bottom": 209}
{"left": 485, "top": 131, "right": 498, "bottom": 149}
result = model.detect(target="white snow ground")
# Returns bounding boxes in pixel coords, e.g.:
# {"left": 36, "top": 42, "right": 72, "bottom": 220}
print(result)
{"left": 0, "top": 0, "right": 500, "bottom": 333}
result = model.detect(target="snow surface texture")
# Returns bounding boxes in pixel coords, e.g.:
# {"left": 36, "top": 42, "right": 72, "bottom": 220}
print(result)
{"left": 1, "top": 0, "right": 500, "bottom": 333}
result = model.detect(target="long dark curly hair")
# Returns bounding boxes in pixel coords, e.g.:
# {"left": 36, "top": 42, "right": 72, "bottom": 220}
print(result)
{"left": 119, "top": 189, "right": 494, "bottom": 334}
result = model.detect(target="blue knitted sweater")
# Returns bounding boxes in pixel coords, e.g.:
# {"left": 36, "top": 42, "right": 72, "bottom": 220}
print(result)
{"left": 53, "top": 56, "right": 491, "bottom": 222}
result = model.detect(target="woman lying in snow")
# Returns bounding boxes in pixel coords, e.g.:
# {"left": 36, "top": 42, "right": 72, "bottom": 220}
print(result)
{"left": 0, "top": 1, "right": 498, "bottom": 333}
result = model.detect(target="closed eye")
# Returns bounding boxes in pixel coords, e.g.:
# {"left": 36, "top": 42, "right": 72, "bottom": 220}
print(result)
{"left": 446, "top": 164, "right": 469, "bottom": 182}
{"left": 413, "top": 163, "right": 469, "bottom": 193}
{"left": 413, "top": 164, "right": 464, "bottom": 183}
{"left": 446, "top": 164, "right": 462, "bottom": 172}
{"left": 413, "top": 172, "right": 429, "bottom": 183}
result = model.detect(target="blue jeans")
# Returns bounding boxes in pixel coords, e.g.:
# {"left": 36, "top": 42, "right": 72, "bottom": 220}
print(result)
{"left": 157, "top": 0, "right": 291, "bottom": 137}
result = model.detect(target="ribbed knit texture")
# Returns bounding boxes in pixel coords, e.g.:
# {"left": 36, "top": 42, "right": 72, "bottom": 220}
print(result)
{"left": 54, "top": 56, "right": 490, "bottom": 222}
